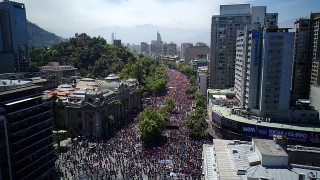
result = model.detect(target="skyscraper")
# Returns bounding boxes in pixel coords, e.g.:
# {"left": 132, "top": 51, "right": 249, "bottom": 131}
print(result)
{"left": 157, "top": 31, "right": 162, "bottom": 54}
{"left": 111, "top": 32, "right": 114, "bottom": 45}
{"left": 210, "top": 4, "right": 278, "bottom": 89}
{"left": 291, "top": 13, "right": 320, "bottom": 105}
{"left": 235, "top": 24, "right": 294, "bottom": 118}
{"left": 0, "top": 0, "right": 29, "bottom": 73}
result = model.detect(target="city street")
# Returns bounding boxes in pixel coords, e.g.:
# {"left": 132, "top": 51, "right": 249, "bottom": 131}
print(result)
{"left": 55, "top": 68, "right": 208, "bottom": 180}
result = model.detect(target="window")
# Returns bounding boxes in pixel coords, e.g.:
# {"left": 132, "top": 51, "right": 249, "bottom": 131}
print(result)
{"left": 78, "top": 112, "right": 82, "bottom": 118}
{"left": 269, "top": 36, "right": 284, "bottom": 39}
{"left": 78, "top": 123, "right": 82, "bottom": 130}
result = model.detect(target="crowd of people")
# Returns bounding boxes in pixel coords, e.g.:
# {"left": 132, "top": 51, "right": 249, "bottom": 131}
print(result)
{"left": 55, "top": 67, "right": 208, "bottom": 180}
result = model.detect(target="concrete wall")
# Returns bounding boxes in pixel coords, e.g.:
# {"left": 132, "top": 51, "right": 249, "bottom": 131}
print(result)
{"left": 310, "top": 85, "right": 320, "bottom": 120}
{"left": 261, "top": 155, "right": 288, "bottom": 167}
{"left": 185, "top": 46, "right": 209, "bottom": 64}
{"left": 288, "top": 151, "right": 320, "bottom": 166}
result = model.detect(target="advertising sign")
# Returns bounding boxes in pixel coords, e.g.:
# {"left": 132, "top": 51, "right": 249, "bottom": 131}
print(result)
{"left": 256, "top": 126, "right": 308, "bottom": 143}
{"left": 242, "top": 123, "right": 256, "bottom": 137}
{"left": 212, "top": 112, "right": 222, "bottom": 126}
{"left": 221, "top": 117, "right": 239, "bottom": 133}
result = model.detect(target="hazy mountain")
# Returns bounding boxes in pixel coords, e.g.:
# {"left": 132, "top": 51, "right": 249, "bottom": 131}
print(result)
{"left": 27, "top": 20, "right": 67, "bottom": 48}
{"left": 45, "top": 24, "right": 210, "bottom": 46}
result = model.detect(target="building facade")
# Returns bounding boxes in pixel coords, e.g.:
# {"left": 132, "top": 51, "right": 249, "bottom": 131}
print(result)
{"left": 235, "top": 25, "right": 294, "bottom": 118}
{"left": 0, "top": 80, "right": 55, "bottom": 179}
{"left": 291, "top": 13, "right": 320, "bottom": 105}
{"left": 54, "top": 74, "right": 141, "bottom": 138}
{"left": 180, "top": 43, "right": 193, "bottom": 59}
{"left": 162, "top": 42, "right": 177, "bottom": 56}
{"left": 0, "top": 0, "right": 29, "bottom": 73}
{"left": 210, "top": 4, "right": 278, "bottom": 89}
{"left": 140, "top": 42, "right": 149, "bottom": 54}
{"left": 0, "top": 113, "right": 11, "bottom": 180}
{"left": 185, "top": 46, "right": 210, "bottom": 64}
{"left": 157, "top": 31, "right": 162, "bottom": 54}
{"left": 40, "top": 62, "right": 77, "bottom": 80}
{"left": 310, "top": 14, "right": 320, "bottom": 86}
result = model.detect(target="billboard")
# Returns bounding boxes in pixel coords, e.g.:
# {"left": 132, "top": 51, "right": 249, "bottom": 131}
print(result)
{"left": 242, "top": 123, "right": 256, "bottom": 137}
{"left": 221, "top": 117, "right": 240, "bottom": 133}
{"left": 256, "top": 126, "right": 308, "bottom": 143}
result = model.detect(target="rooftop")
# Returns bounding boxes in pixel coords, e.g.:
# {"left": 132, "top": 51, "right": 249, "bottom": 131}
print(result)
{"left": 202, "top": 139, "right": 320, "bottom": 180}
{"left": 207, "top": 88, "right": 235, "bottom": 95}
{"left": 211, "top": 104, "right": 320, "bottom": 132}
{"left": 253, "top": 139, "right": 288, "bottom": 156}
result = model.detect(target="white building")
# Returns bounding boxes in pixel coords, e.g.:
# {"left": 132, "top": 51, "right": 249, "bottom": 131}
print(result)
{"left": 40, "top": 62, "right": 77, "bottom": 80}
{"left": 235, "top": 25, "right": 294, "bottom": 119}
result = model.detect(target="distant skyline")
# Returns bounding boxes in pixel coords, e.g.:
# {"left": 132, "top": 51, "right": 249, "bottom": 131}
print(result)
{"left": 19, "top": 0, "right": 320, "bottom": 43}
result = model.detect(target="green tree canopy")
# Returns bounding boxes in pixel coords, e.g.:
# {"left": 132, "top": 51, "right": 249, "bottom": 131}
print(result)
{"left": 165, "top": 97, "right": 176, "bottom": 112}
{"left": 139, "top": 107, "right": 165, "bottom": 143}
{"left": 189, "top": 75, "right": 196, "bottom": 86}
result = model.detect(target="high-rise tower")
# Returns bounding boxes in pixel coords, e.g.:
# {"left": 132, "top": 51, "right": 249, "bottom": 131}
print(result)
{"left": 157, "top": 31, "right": 162, "bottom": 54}
{"left": 0, "top": 0, "right": 30, "bottom": 73}
{"left": 210, "top": 4, "right": 278, "bottom": 89}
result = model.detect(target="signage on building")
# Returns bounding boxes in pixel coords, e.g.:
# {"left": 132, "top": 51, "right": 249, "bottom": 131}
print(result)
{"left": 221, "top": 117, "right": 239, "bottom": 130}
{"left": 242, "top": 123, "right": 256, "bottom": 137}
{"left": 256, "top": 126, "right": 308, "bottom": 143}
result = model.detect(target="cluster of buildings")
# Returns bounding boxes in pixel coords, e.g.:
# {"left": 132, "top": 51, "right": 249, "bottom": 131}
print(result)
{"left": 205, "top": 4, "right": 320, "bottom": 150}
{"left": 0, "top": 0, "right": 141, "bottom": 179}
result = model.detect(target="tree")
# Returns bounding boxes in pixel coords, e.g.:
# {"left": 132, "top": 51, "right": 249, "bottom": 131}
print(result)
{"left": 185, "top": 86, "right": 197, "bottom": 95}
{"left": 165, "top": 97, "right": 176, "bottom": 112}
{"left": 139, "top": 107, "right": 165, "bottom": 143}
{"left": 189, "top": 75, "right": 196, "bottom": 86}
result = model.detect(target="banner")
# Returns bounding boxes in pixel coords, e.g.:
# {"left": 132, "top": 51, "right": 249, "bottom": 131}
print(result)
{"left": 257, "top": 126, "right": 308, "bottom": 142}
{"left": 242, "top": 123, "right": 256, "bottom": 137}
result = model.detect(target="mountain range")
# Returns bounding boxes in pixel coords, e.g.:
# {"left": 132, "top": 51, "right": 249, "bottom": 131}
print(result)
{"left": 29, "top": 18, "right": 296, "bottom": 48}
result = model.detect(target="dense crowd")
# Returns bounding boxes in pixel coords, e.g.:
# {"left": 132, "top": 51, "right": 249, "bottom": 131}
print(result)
{"left": 55, "top": 68, "right": 207, "bottom": 180}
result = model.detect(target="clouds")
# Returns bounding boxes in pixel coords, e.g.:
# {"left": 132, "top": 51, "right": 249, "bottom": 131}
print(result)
{"left": 21, "top": 0, "right": 249, "bottom": 32}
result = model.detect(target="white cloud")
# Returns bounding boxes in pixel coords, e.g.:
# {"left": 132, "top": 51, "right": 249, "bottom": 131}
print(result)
{"left": 21, "top": 0, "right": 250, "bottom": 32}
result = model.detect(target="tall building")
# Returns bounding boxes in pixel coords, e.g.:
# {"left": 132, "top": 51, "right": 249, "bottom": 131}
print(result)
{"left": 162, "top": 42, "right": 177, "bottom": 56}
{"left": 235, "top": 24, "right": 294, "bottom": 118}
{"left": 0, "top": 112, "right": 11, "bottom": 180}
{"left": 210, "top": 4, "right": 278, "bottom": 89}
{"left": 180, "top": 43, "right": 193, "bottom": 59}
{"left": 150, "top": 40, "right": 157, "bottom": 54}
{"left": 0, "top": 80, "right": 55, "bottom": 179}
{"left": 185, "top": 46, "right": 210, "bottom": 64}
{"left": 310, "top": 14, "right": 320, "bottom": 86}
{"left": 111, "top": 33, "right": 114, "bottom": 45}
{"left": 0, "top": 0, "right": 29, "bottom": 73}
{"left": 291, "top": 13, "right": 320, "bottom": 105}
{"left": 140, "top": 42, "right": 149, "bottom": 54}
{"left": 157, "top": 31, "right": 162, "bottom": 54}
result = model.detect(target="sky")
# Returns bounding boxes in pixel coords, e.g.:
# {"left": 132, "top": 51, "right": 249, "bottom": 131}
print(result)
{"left": 20, "top": 0, "right": 320, "bottom": 32}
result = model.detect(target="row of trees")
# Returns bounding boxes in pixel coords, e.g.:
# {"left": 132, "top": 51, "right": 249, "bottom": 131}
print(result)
{"left": 184, "top": 92, "right": 208, "bottom": 138}
{"left": 166, "top": 61, "right": 197, "bottom": 77}
{"left": 139, "top": 97, "right": 176, "bottom": 143}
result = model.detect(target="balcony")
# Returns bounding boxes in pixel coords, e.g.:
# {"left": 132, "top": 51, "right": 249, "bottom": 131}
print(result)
{"left": 11, "top": 125, "right": 53, "bottom": 144}
{"left": 10, "top": 117, "right": 52, "bottom": 134}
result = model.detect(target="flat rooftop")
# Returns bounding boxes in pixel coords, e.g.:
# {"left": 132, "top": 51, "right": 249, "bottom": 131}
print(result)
{"left": 211, "top": 104, "right": 320, "bottom": 132}
{"left": 207, "top": 89, "right": 236, "bottom": 95}
{"left": 204, "top": 139, "right": 320, "bottom": 180}
{"left": 253, "top": 139, "right": 288, "bottom": 156}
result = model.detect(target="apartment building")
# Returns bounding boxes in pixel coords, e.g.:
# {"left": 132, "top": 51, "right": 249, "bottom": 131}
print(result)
{"left": 210, "top": 4, "right": 278, "bottom": 89}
